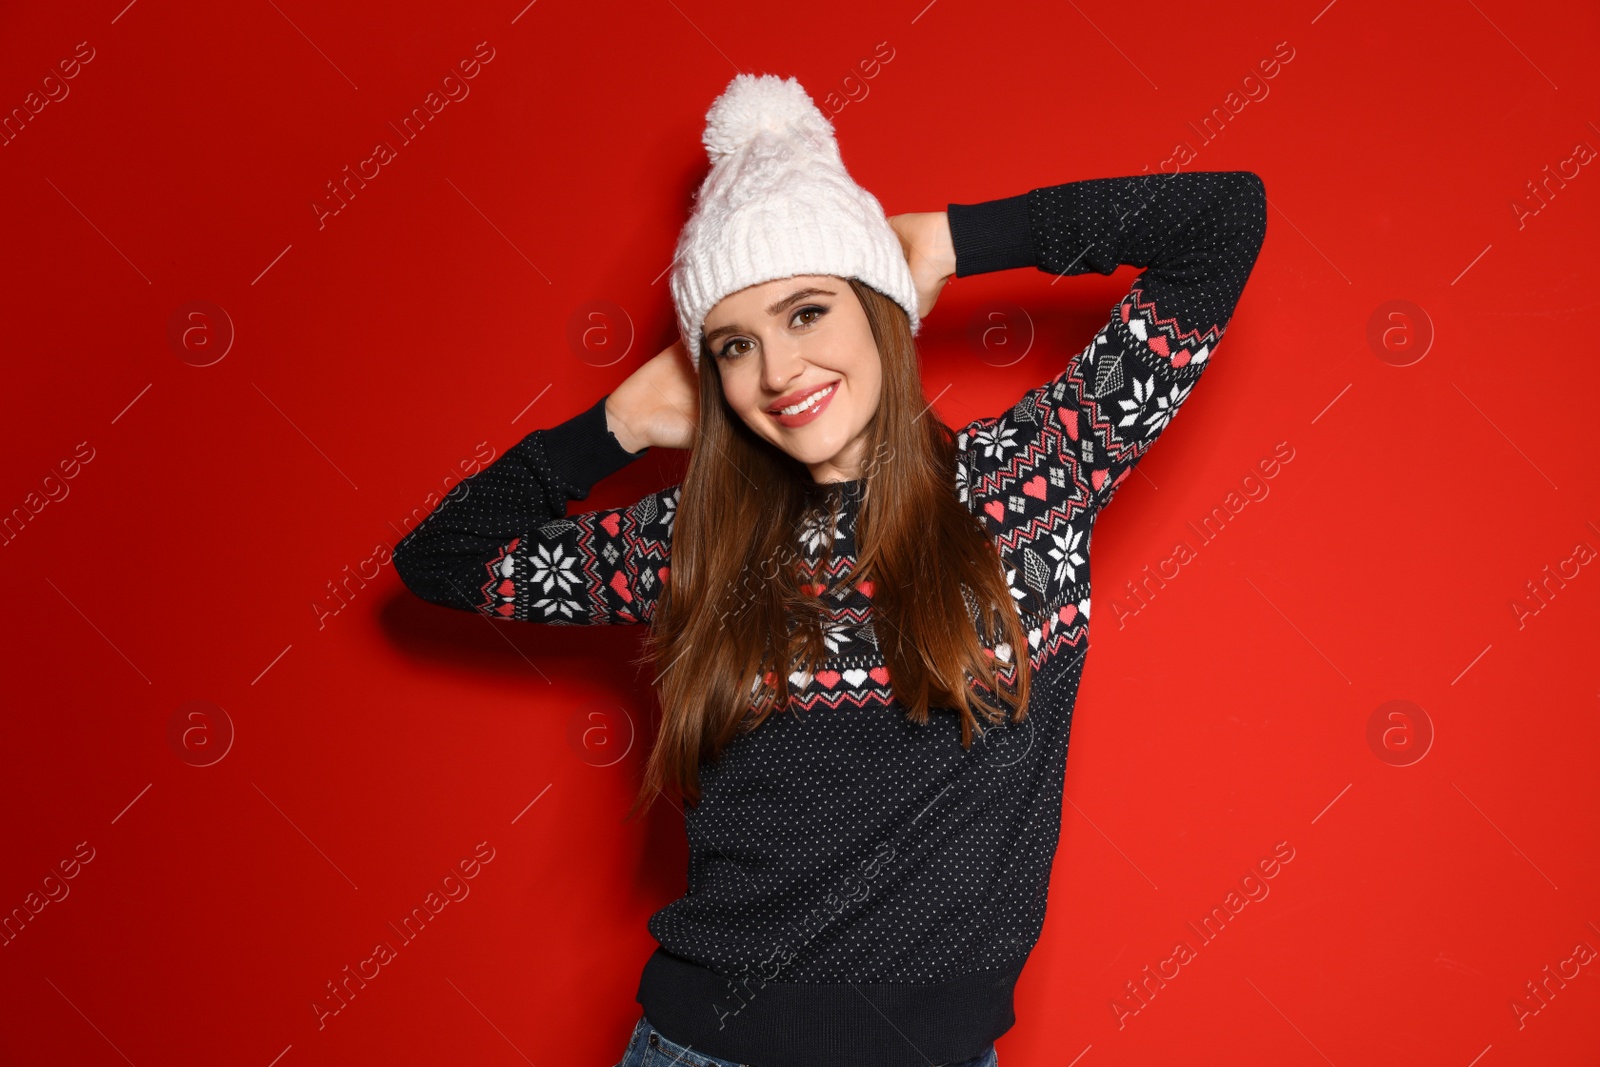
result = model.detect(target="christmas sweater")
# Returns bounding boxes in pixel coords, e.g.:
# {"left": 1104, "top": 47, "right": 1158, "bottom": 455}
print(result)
{"left": 392, "top": 170, "right": 1268, "bottom": 1067}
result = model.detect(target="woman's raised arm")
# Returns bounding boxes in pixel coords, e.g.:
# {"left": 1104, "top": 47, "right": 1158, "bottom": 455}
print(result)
{"left": 392, "top": 393, "right": 678, "bottom": 626}
{"left": 394, "top": 342, "right": 695, "bottom": 625}
{"left": 947, "top": 171, "right": 1268, "bottom": 519}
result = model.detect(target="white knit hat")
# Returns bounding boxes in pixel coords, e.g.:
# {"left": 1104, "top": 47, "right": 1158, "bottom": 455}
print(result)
{"left": 669, "top": 73, "right": 921, "bottom": 371}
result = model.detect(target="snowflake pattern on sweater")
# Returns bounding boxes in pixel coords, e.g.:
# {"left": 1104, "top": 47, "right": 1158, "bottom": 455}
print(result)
{"left": 392, "top": 170, "right": 1268, "bottom": 1065}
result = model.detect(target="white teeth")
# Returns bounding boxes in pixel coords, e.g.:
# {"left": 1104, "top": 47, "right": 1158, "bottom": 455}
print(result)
{"left": 778, "top": 382, "right": 836, "bottom": 416}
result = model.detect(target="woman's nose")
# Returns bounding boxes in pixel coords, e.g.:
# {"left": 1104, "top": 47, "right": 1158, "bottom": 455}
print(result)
{"left": 761, "top": 338, "right": 807, "bottom": 392}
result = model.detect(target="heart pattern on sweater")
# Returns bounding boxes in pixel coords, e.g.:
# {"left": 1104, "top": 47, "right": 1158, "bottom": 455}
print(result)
{"left": 787, "top": 665, "right": 890, "bottom": 691}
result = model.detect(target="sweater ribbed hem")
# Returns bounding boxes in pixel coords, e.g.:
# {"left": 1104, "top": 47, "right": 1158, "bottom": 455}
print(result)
{"left": 530, "top": 393, "right": 647, "bottom": 501}
{"left": 635, "top": 947, "right": 1022, "bottom": 1067}
{"left": 947, "top": 193, "right": 1037, "bottom": 277}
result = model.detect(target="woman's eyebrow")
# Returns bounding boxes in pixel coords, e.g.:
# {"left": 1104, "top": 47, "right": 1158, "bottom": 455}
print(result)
{"left": 704, "top": 286, "right": 836, "bottom": 346}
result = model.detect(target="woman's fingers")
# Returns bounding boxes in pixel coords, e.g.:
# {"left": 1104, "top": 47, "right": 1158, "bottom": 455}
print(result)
{"left": 889, "top": 212, "right": 955, "bottom": 319}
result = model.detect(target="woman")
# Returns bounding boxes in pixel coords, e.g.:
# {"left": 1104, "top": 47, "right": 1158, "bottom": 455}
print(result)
{"left": 393, "top": 73, "right": 1267, "bottom": 1067}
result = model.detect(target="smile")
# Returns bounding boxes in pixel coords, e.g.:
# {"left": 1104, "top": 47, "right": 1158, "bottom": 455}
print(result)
{"left": 774, "top": 381, "right": 837, "bottom": 416}
{"left": 768, "top": 380, "right": 840, "bottom": 429}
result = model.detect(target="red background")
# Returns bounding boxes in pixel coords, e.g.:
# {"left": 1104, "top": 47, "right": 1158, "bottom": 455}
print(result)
{"left": 3, "top": 0, "right": 1597, "bottom": 1064}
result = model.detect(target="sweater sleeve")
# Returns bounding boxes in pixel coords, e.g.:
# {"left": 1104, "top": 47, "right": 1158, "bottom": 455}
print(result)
{"left": 391, "top": 394, "right": 677, "bottom": 625}
{"left": 946, "top": 171, "right": 1267, "bottom": 519}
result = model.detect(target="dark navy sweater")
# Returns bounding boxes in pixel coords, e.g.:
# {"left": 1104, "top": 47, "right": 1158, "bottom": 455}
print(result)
{"left": 392, "top": 170, "right": 1268, "bottom": 1067}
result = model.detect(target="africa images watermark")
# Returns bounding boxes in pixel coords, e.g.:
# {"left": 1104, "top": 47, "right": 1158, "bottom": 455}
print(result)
{"left": 311, "top": 41, "right": 497, "bottom": 230}
{"left": 1107, "top": 439, "right": 1297, "bottom": 629}
{"left": 708, "top": 840, "right": 897, "bottom": 1030}
{"left": 1109, "top": 839, "right": 1298, "bottom": 1028}
{"left": 310, "top": 840, "right": 497, "bottom": 1029}
{"left": 312, "top": 439, "right": 498, "bottom": 630}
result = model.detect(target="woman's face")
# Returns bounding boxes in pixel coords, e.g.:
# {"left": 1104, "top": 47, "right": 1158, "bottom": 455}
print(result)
{"left": 703, "top": 274, "right": 881, "bottom": 485}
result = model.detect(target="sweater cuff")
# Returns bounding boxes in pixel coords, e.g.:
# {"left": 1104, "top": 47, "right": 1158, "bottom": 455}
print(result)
{"left": 947, "top": 192, "right": 1037, "bottom": 277}
{"left": 536, "top": 393, "right": 648, "bottom": 500}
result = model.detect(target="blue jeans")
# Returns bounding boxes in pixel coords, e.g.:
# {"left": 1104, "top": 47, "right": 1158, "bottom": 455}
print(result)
{"left": 613, "top": 1014, "right": 999, "bottom": 1067}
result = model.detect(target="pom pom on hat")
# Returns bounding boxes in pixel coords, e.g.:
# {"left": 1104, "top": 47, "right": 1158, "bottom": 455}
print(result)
{"left": 701, "top": 73, "right": 837, "bottom": 165}
{"left": 669, "top": 73, "right": 919, "bottom": 370}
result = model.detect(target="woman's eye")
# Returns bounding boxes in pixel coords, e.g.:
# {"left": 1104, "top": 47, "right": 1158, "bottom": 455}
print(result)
{"left": 717, "top": 306, "right": 827, "bottom": 360}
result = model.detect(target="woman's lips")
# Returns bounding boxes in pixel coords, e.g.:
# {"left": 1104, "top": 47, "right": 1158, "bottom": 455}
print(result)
{"left": 769, "top": 380, "right": 838, "bottom": 428}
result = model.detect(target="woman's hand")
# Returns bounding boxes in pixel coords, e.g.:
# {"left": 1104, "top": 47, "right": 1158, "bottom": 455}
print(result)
{"left": 887, "top": 211, "right": 957, "bottom": 320}
{"left": 605, "top": 339, "right": 700, "bottom": 453}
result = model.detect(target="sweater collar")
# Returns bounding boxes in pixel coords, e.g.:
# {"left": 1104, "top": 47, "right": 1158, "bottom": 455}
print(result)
{"left": 806, "top": 476, "right": 867, "bottom": 498}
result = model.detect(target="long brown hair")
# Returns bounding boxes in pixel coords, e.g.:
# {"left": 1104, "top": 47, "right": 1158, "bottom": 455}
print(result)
{"left": 627, "top": 277, "right": 1030, "bottom": 818}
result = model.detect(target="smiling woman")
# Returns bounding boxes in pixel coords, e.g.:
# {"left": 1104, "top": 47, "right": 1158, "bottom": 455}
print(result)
{"left": 702, "top": 275, "right": 885, "bottom": 483}
{"left": 391, "top": 70, "right": 1267, "bottom": 1067}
